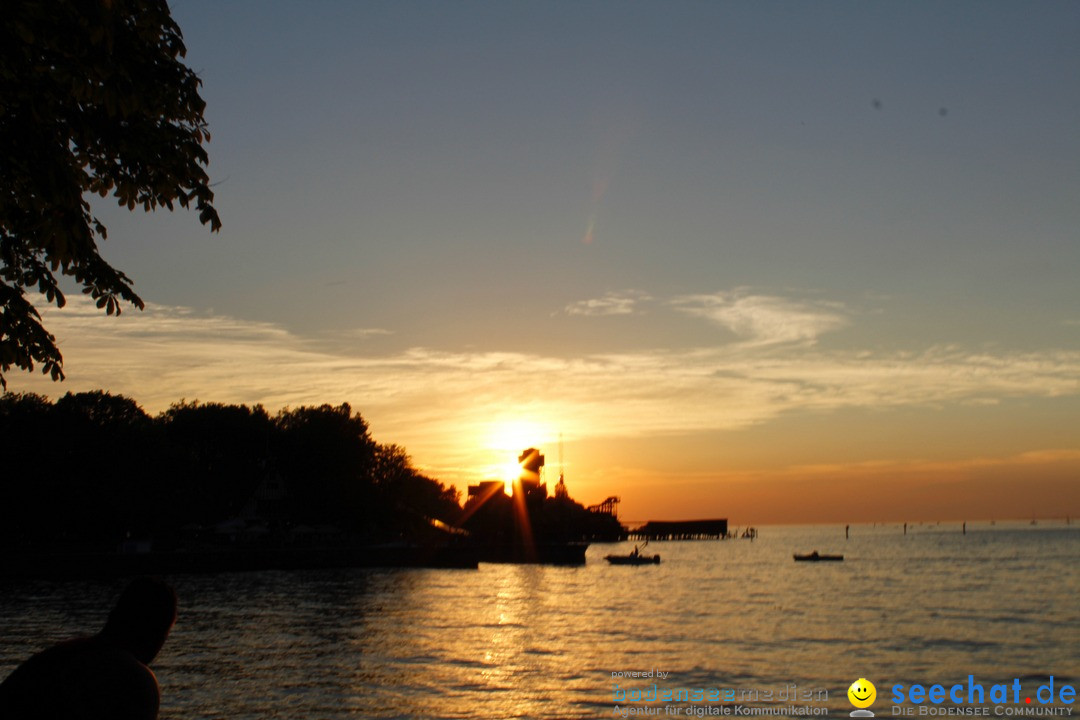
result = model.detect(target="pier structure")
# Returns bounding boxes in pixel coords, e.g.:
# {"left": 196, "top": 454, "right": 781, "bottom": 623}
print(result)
{"left": 628, "top": 519, "right": 729, "bottom": 541}
{"left": 588, "top": 496, "right": 620, "bottom": 518}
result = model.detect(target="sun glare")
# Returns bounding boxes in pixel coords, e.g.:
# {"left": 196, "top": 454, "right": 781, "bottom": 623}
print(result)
{"left": 502, "top": 460, "right": 522, "bottom": 496}
{"left": 484, "top": 418, "right": 553, "bottom": 496}
{"left": 488, "top": 419, "right": 548, "bottom": 454}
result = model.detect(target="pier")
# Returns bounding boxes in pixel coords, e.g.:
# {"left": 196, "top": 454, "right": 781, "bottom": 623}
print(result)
{"left": 628, "top": 519, "right": 729, "bottom": 541}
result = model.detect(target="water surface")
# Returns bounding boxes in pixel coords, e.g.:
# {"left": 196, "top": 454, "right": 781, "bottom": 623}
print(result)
{"left": 1, "top": 523, "right": 1076, "bottom": 718}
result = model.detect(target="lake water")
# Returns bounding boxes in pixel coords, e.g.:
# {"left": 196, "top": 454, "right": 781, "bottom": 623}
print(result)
{"left": 1, "top": 522, "right": 1077, "bottom": 719}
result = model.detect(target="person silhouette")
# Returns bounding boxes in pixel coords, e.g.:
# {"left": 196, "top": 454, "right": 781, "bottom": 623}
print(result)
{"left": 0, "top": 576, "right": 177, "bottom": 720}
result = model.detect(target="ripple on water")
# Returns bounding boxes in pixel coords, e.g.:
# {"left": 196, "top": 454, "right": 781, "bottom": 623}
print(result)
{"left": 0, "top": 524, "right": 1076, "bottom": 718}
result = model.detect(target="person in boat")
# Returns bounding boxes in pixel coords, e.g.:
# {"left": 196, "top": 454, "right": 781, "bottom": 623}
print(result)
{"left": 0, "top": 576, "right": 177, "bottom": 720}
{"left": 631, "top": 545, "right": 639, "bottom": 557}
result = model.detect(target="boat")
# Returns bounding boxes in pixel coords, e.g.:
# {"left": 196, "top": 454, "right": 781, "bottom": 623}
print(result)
{"left": 793, "top": 551, "right": 843, "bottom": 562}
{"left": 606, "top": 541, "right": 660, "bottom": 565}
{"left": 605, "top": 552, "right": 660, "bottom": 565}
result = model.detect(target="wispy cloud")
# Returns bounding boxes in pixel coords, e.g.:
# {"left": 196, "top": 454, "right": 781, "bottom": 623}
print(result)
{"left": 342, "top": 327, "right": 394, "bottom": 339}
{"left": 8, "top": 294, "right": 1080, "bottom": 487}
{"left": 671, "top": 289, "right": 847, "bottom": 345}
{"left": 785, "top": 448, "right": 1080, "bottom": 480}
{"left": 564, "top": 290, "right": 651, "bottom": 317}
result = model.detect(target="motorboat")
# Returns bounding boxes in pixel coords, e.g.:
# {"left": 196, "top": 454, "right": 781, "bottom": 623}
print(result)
{"left": 606, "top": 542, "right": 660, "bottom": 564}
{"left": 793, "top": 551, "right": 843, "bottom": 562}
{"left": 605, "top": 552, "right": 660, "bottom": 565}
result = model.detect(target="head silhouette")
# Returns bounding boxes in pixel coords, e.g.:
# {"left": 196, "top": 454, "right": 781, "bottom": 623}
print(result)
{"left": 101, "top": 577, "right": 177, "bottom": 665}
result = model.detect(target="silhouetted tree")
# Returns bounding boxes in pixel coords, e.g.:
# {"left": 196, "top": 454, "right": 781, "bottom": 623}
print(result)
{"left": 0, "top": 393, "right": 465, "bottom": 549}
{"left": 55, "top": 389, "right": 152, "bottom": 428}
{"left": 159, "top": 401, "right": 275, "bottom": 525}
{"left": 51, "top": 391, "right": 160, "bottom": 543}
{"left": 0, "top": 0, "right": 220, "bottom": 389}
{"left": 0, "top": 392, "right": 54, "bottom": 545}
{"left": 275, "top": 403, "right": 378, "bottom": 531}
{"left": 0, "top": 391, "right": 165, "bottom": 546}
{"left": 371, "top": 443, "right": 462, "bottom": 533}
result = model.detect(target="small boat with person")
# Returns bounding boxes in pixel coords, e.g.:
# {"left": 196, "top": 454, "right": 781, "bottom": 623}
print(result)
{"left": 793, "top": 551, "right": 843, "bottom": 562}
{"left": 605, "top": 543, "right": 660, "bottom": 565}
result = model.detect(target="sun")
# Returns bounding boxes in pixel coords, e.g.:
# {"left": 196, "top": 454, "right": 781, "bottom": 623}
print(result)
{"left": 485, "top": 418, "right": 552, "bottom": 495}
{"left": 501, "top": 459, "right": 523, "bottom": 496}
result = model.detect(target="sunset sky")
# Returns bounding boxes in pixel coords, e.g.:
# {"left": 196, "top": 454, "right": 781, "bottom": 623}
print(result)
{"left": 10, "top": 1, "right": 1080, "bottom": 523}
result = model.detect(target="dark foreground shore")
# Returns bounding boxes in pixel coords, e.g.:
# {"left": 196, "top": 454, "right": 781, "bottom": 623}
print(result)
{"left": 1, "top": 540, "right": 595, "bottom": 578}
{"left": 0, "top": 545, "right": 480, "bottom": 578}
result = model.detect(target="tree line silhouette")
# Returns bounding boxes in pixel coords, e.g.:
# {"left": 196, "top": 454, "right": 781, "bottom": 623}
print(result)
{"left": 0, "top": 391, "right": 460, "bottom": 551}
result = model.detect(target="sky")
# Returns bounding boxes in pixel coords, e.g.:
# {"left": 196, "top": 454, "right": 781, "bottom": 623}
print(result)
{"left": 10, "top": 1, "right": 1080, "bottom": 523}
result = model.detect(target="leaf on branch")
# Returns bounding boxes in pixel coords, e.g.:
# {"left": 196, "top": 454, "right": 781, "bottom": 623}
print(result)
{"left": 2, "top": 0, "right": 219, "bottom": 385}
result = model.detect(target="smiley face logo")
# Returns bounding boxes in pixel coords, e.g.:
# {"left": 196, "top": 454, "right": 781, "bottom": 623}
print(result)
{"left": 848, "top": 678, "right": 877, "bottom": 709}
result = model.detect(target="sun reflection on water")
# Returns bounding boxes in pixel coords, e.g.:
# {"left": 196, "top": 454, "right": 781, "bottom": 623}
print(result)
{"left": 0, "top": 525, "right": 1075, "bottom": 718}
